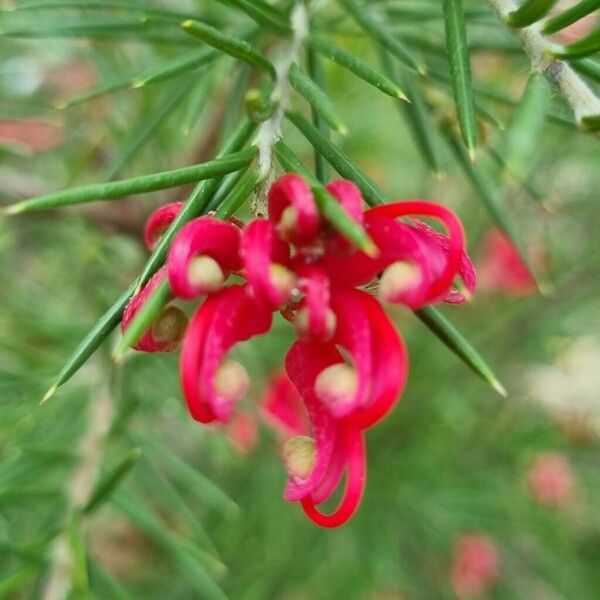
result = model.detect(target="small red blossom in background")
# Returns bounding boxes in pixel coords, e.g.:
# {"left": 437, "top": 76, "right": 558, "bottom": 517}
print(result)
{"left": 226, "top": 412, "right": 258, "bottom": 454}
{"left": 122, "top": 174, "right": 476, "bottom": 527}
{"left": 526, "top": 452, "right": 577, "bottom": 508}
{"left": 0, "top": 119, "right": 63, "bottom": 154}
{"left": 450, "top": 533, "right": 501, "bottom": 599}
{"left": 477, "top": 228, "right": 539, "bottom": 297}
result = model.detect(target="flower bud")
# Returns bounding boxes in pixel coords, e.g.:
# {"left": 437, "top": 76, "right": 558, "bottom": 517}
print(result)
{"left": 283, "top": 435, "right": 316, "bottom": 480}
{"left": 314, "top": 363, "right": 358, "bottom": 408}
{"left": 213, "top": 360, "right": 250, "bottom": 402}
{"left": 295, "top": 306, "right": 337, "bottom": 342}
{"left": 188, "top": 255, "right": 225, "bottom": 293}
{"left": 379, "top": 261, "right": 421, "bottom": 302}
{"left": 151, "top": 306, "right": 188, "bottom": 346}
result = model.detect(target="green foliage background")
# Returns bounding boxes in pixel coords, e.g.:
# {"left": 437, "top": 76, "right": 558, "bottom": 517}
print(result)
{"left": 0, "top": 0, "right": 599, "bottom": 598}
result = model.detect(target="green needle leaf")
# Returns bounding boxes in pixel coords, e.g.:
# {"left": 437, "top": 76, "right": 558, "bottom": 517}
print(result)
{"left": 543, "top": 0, "right": 600, "bottom": 35}
{"left": 83, "top": 448, "right": 142, "bottom": 514}
{"left": 288, "top": 63, "right": 349, "bottom": 135}
{"left": 443, "top": 0, "right": 478, "bottom": 159}
{"left": 42, "top": 120, "right": 256, "bottom": 399}
{"left": 499, "top": 72, "right": 550, "bottom": 181}
{"left": 3, "top": 148, "right": 256, "bottom": 215}
{"left": 285, "top": 110, "right": 385, "bottom": 206}
{"left": 336, "top": 0, "right": 425, "bottom": 73}
{"left": 379, "top": 51, "right": 442, "bottom": 173}
{"left": 181, "top": 20, "right": 276, "bottom": 79}
{"left": 571, "top": 58, "right": 600, "bottom": 83}
{"left": 307, "top": 35, "right": 408, "bottom": 100}
{"left": 580, "top": 114, "right": 600, "bottom": 131}
{"left": 415, "top": 307, "right": 507, "bottom": 397}
{"left": 506, "top": 0, "right": 559, "bottom": 28}
{"left": 553, "top": 27, "right": 600, "bottom": 59}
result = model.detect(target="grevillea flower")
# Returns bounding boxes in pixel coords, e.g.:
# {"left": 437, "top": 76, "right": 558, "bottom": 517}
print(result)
{"left": 526, "top": 452, "right": 577, "bottom": 508}
{"left": 122, "top": 174, "right": 476, "bottom": 527}
{"left": 450, "top": 534, "right": 500, "bottom": 599}
{"left": 477, "top": 228, "right": 537, "bottom": 297}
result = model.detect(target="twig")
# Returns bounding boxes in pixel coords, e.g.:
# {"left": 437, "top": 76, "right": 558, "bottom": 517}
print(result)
{"left": 42, "top": 361, "right": 115, "bottom": 600}
{"left": 253, "top": 3, "right": 308, "bottom": 215}
{"left": 487, "top": 0, "right": 600, "bottom": 126}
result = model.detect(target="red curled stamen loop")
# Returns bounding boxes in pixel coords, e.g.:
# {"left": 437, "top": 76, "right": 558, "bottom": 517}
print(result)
{"left": 144, "top": 202, "right": 183, "bottom": 252}
{"left": 366, "top": 201, "right": 465, "bottom": 302}
{"left": 301, "top": 427, "right": 366, "bottom": 529}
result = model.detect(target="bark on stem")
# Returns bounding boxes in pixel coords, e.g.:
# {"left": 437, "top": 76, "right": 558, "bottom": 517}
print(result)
{"left": 488, "top": 0, "right": 600, "bottom": 126}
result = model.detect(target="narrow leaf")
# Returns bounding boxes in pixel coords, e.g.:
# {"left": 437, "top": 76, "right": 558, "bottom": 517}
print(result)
{"left": 580, "top": 113, "right": 600, "bottom": 131}
{"left": 443, "top": 0, "right": 478, "bottom": 158}
{"left": 285, "top": 110, "right": 385, "bottom": 206}
{"left": 58, "top": 50, "right": 216, "bottom": 108}
{"left": 306, "top": 41, "right": 331, "bottom": 182}
{"left": 83, "top": 448, "right": 142, "bottom": 514}
{"left": 4, "top": 148, "right": 256, "bottom": 215}
{"left": 229, "top": 0, "right": 291, "bottom": 33}
{"left": 553, "top": 27, "right": 600, "bottom": 59}
{"left": 43, "top": 121, "right": 256, "bottom": 399}
{"left": 107, "top": 81, "right": 194, "bottom": 179}
{"left": 336, "top": 0, "right": 425, "bottom": 73}
{"left": 499, "top": 72, "right": 550, "bottom": 181}
{"left": 571, "top": 58, "right": 600, "bottom": 83}
{"left": 543, "top": 0, "right": 600, "bottom": 35}
{"left": 0, "top": 566, "right": 39, "bottom": 598}
{"left": 288, "top": 63, "right": 348, "bottom": 135}
{"left": 307, "top": 35, "right": 408, "bottom": 100}
{"left": 506, "top": 0, "right": 559, "bottom": 28}
{"left": 181, "top": 20, "right": 276, "bottom": 79}
{"left": 415, "top": 307, "right": 507, "bottom": 397}
{"left": 379, "top": 51, "right": 442, "bottom": 173}
{"left": 386, "top": 2, "right": 492, "bottom": 22}
{"left": 89, "top": 559, "right": 134, "bottom": 600}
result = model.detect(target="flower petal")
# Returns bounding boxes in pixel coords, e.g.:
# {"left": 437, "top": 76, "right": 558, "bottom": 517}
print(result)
{"left": 283, "top": 341, "right": 343, "bottom": 502}
{"left": 365, "top": 200, "right": 466, "bottom": 304}
{"left": 240, "top": 218, "right": 293, "bottom": 308}
{"left": 144, "top": 202, "right": 183, "bottom": 251}
{"left": 294, "top": 264, "right": 334, "bottom": 342}
{"left": 301, "top": 426, "right": 367, "bottom": 529}
{"left": 180, "top": 285, "right": 272, "bottom": 423}
{"left": 168, "top": 216, "right": 242, "bottom": 299}
{"left": 260, "top": 370, "right": 309, "bottom": 437}
{"left": 268, "top": 174, "right": 320, "bottom": 246}
{"left": 316, "top": 288, "right": 408, "bottom": 425}
{"left": 121, "top": 267, "right": 186, "bottom": 353}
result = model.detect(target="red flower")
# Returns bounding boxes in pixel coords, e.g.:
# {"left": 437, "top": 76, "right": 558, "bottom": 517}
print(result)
{"left": 122, "top": 174, "right": 476, "bottom": 527}
{"left": 477, "top": 229, "right": 537, "bottom": 296}
{"left": 526, "top": 452, "right": 576, "bottom": 507}
{"left": 450, "top": 533, "right": 500, "bottom": 599}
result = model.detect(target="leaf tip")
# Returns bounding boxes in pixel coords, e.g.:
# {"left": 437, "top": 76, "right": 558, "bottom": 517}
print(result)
{"left": 491, "top": 378, "right": 508, "bottom": 398}
{"left": 2, "top": 204, "right": 21, "bottom": 216}
{"left": 40, "top": 384, "right": 58, "bottom": 405}
{"left": 468, "top": 145, "right": 477, "bottom": 164}
{"left": 337, "top": 123, "right": 350, "bottom": 137}
{"left": 181, "top": 19, "right": 195, "bottom": 30}
{"left": 362, "top": 237, "right": 380, "bottom": 258}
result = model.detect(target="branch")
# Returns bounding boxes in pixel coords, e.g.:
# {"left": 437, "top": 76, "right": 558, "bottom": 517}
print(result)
{"left": 488, "top": 0, "right": 600, "bottom": 126}
{"left": 253, "top": 3, "right": 308, "bottom": 214}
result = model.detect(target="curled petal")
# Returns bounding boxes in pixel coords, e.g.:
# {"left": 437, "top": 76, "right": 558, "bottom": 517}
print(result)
{"left": 301, "top": 426, "right": 366, "bottom": 529}
{"left": 260, "top": 370, "right": 309, "bottom": 437}
{"left": 268, "top": 174, "right": 320, "bottom": 245}
{"left": 121, "top": 267, "right": 187, "bottom": 353}
{"left": 241, "top": 218, "right": 293, "bottom": 308}
{"left": 283, "top": 341, "right": 343, "bottom": 502}
{"left": 317, "top": 289, "right": 407, "bottom": 426}
{"left": 168, "top": 216, "right": 242, "bottom": 299}
{"left": 180, "top": 285, "right": 272, "bottom": 423}
{"left": 366, "top": 200, "right": 466, "bottom": 304}
{"left": 144, "top": 202, "right": 183, "bottom": 252}
{"left": 294, "top": 265, "right": 335, "bottom": 342}
{"left": 409, "top": 218, "right": 476, "bottom": 303}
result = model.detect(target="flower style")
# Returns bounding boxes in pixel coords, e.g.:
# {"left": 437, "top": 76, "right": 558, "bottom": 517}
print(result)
{"left": 122, "top": 174, "right": 476, "bottom": 528}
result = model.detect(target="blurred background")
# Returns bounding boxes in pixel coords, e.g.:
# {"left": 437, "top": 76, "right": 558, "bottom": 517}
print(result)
{"left": 0, "top": 0, "right": 599, "bottom": 598}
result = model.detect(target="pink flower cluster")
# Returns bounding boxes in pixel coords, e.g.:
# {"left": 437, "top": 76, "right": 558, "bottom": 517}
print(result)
{"left": 122, "top": 174, "right": 475, "bottom": 527}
